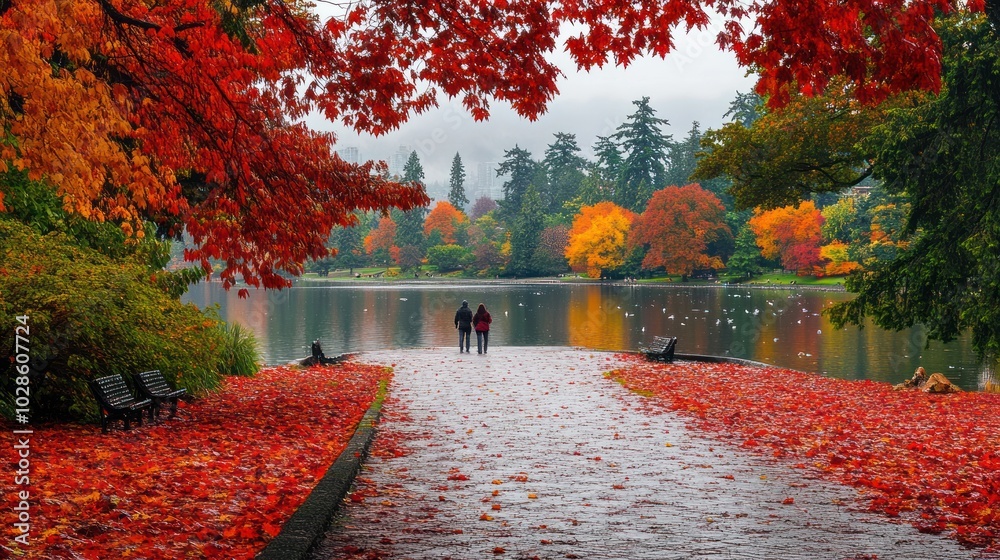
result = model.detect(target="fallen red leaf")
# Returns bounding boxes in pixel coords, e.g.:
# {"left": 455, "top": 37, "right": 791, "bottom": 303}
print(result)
{"left": 10, "top": 361, "right": 390, "bottom": 559}
{"left": 609, "top": 354, "right": 1000, "bottom": 551}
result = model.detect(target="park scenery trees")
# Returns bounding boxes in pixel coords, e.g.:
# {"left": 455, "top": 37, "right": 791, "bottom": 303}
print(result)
{"left": 565, "top": 202, "right": 636, "bottom": 278}
{"left": 630, "top": 185, "right": 730, "bottom": 276}
{"left": 4, "top": 0, "right": 1000, "bottom": 555}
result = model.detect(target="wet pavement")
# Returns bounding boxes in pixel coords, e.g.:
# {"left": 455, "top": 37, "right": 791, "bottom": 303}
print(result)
{"left": 311, "top": 347, "right": 986, "bottom": 560}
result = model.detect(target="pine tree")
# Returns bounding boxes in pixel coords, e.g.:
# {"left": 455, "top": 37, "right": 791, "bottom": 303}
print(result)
{"left": 448, "top": 153, "right": 469, "bottom": 210}
{"left": 402, "top": 150, "right": 425, "bottom": 184}
{"left": 542, "top": 133, "right": 588, "bottom": 215}
{"left": 507, "top": 186, "right": 545, "bottom": 277}
{"left": 727, "top": 223, "right": 765, "bottom": 279}
{"left": 396, "top": 151, "right": 429, "bottom": 250}
{"left": 613, "top": 97, "right": 672, "bottom": 212}
{"left": 497, "top": 145, "right": 538, "bottom": 224}
{"left": 725, "top": 91, "right": 765, "bottom": 128}
{"left": 593, "top": 135, "right": 623, "bottom": 187}
{"left": 331, "top": 219, "right": 367, "bottom": 274}
{"left": 664, "top": 122, "right": 702, "bottom": 188}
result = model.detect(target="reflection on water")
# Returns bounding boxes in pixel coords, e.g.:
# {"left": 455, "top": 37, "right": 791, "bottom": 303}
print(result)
{"left": 182, "top": 282, "right": 981, "bottom": 389}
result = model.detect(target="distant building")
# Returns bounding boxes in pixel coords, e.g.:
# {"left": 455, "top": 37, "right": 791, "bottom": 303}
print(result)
{"left": 336, "top": 146, "right": 360, "bottom": 165}
{"left": 388, "top": 145, "right": 412, "bottom": 178}
{"left": 474, "top": 161, "right": 502, "bottom": 200}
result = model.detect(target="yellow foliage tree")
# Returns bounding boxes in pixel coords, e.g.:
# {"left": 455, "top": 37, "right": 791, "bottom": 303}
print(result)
{"left": 820, "top": 241, "right": 862, "bottom": 276}
{"left": 565, "top": 202, "right": 636, "bottom": 278}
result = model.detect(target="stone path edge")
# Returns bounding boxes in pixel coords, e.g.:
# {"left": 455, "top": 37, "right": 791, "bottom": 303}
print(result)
{"left": 254, "top": 350, "right": 771, "bottom": 560}
{"left": 255, "top": 374, "right": 385, "bottom": 560}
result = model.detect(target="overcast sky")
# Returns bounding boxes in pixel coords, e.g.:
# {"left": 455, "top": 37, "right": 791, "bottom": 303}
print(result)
{"left": 308, "top": 18, "right": 757, "bottom": 187}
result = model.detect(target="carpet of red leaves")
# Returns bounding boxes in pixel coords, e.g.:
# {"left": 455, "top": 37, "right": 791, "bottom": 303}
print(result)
{"left": 2, "top": 362, "right": 390, "bottom": 560}
{"left": 610, "top": 355, "right": 1000, "bottom": 551}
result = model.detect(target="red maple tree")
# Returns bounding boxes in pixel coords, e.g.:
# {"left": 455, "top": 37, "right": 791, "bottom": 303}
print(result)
{"left": 1, "top": 0, "right": 984, "bottom": 289}
{"left": 630, "top": 184, "right": 730, "bottom": 275}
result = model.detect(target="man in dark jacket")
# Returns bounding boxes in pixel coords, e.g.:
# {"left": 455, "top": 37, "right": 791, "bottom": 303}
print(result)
{"left": 454, "top": 300, "right": 473, "bottom": 353}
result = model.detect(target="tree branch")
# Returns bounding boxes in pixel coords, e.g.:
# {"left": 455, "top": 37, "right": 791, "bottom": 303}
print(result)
{"left": 97, "top": 0, "right": 205, "bottom": 34}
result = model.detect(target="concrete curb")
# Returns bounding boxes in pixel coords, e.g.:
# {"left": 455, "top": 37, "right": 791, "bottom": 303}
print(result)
{"left": 255, "top": 380, "right": 384, "bottom": 560}
{"left": 673, "top": 352, "right": 776, "bottom": 369}
{"left": 625, "top": 349, "right": 779, "bottom": 370}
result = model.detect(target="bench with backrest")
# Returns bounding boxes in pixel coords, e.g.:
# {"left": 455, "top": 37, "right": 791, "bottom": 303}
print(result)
{"left": 642, "top": 335, "right": 677, "bottom": 363}
{"left": 89, "top": 374, "right": 153, "bottom": 433}
{"left": 132, "top": 370, "right": 187, "bottom": 420}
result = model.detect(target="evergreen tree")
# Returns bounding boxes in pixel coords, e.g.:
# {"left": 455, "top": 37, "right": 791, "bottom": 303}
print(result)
{"left": 593, "top": 134, "right": 623, "bottom": 186}
{"left": 542, "top": 133, "right": 588, "bottom": 215}
{"left": 507, "top": 186, "right": 545, "bottom": 277}
{"left": 827, "top": 14, "right": 1000, "bottom": 361}
{"left": 497, "top": 145, "right": 538, "bottom": 223}
{"left": 726, "top": 223, "right": 764, "bottom": 279}
{"left": 574, "top": 135, "right": 623, "bottom": 207}
{"left": 725, "top": 90, "right": 765, "bottom": 128}
{"left": 402, "top": 150, "right": 425, "bottom": 184}
{"left": 396, "top": 151, "right": 429, "bottom": 251}
{"left": 613, "top": 97, "right": 672, "bottom": 212}
{"left": 665, "top": 122, "right": 702, "bottom": 187}
{"left": 332, "top": 222, "right": 367, "bottom": 274}
{"left": 448, "top": 152, "right": 469, "bottom": 210}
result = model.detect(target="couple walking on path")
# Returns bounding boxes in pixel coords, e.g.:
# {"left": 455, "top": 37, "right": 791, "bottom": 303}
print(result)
{"left": 454, "top": 300, "right": 492, "bottom": 354}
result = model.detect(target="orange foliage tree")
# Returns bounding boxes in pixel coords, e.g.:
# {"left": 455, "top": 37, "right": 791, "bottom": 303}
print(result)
{"left": 364, "top": 215, "right": 397, "bottom": 261}
{"left": 820, "top": 241, "right": 862, "bottom": 276}
{"left": 565, "top": 202, "right": 636, "bottom": 278}
{"left": 423, "top": 201, "right": 468, "bottom": 244}
{"left": 1, "top": 0, "right": 984, "bottom": 289}
{"left": 630, "top": 184, "right": 730, "bottom": 275}
{"left": 749, "top": 202, "right": 826, "bottom": 275}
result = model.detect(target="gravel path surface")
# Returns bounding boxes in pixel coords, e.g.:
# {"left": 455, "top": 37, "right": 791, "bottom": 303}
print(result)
{"left": 311, "top": 347, "right": 985, "bottom": 560}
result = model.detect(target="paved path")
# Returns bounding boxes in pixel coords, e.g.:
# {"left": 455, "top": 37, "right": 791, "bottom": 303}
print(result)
{"left": 311, "top": 347, "right": 987, "bottom": 560}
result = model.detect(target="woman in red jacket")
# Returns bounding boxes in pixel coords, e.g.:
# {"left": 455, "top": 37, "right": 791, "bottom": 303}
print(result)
{"left": 473, "top": 303, "right": 492, "bottom": 354}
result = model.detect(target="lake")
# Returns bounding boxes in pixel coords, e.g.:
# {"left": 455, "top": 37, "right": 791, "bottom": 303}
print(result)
{"left": 182, "top": 280, "right": 985, "bottom": 389}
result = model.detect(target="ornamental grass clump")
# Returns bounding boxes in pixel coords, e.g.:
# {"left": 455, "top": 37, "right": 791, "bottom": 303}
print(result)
{"left": 217, "top": 321, "right": 261, "bottom": 377}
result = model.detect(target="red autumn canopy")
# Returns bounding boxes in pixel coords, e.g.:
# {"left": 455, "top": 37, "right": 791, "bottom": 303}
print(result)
{"left": 0, "top": 0, "right": 984, "bottom": 288}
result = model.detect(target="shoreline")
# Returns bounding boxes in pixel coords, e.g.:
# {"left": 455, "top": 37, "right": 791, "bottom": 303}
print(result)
{"left": 293, "top": 275, "right": 848, "bottom": 292}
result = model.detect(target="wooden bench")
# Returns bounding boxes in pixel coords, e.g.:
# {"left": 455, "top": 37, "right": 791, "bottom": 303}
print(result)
{"left": 132, "top": 370, "right": 187, "bottom": 420}
{"left": 642, "top": 336, "right": 677, "bottom": 363}
{"left": 88, "top": 374, "right": 153, "bottom": 433}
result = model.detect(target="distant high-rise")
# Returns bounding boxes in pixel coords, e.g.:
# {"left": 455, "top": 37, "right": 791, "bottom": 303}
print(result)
{"left": 389, "top": 145, "right": 412, "bottom": 178}
{"left": 476, "top": 161, "right": 501, "bottom": 200}
{"left": 336, "top": 146, "right": 360, "bottom": 165}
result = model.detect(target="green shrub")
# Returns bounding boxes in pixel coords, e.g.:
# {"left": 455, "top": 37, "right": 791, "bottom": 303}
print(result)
{"left": 426, "top": 244, "right": 473, "bottom": 271}
{"left": 0, "top": 219, "right": 225, "bottom": 421}
{"left": 216, "top": 321, "right": 261, "bottom": 377}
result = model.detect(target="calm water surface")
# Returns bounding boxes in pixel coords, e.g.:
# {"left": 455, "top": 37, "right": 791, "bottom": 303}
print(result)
{"left": 182, "top": 281, "right": 984, "bottom": 389}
